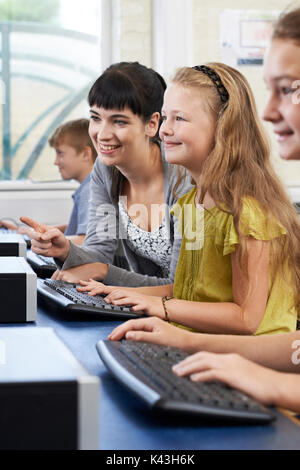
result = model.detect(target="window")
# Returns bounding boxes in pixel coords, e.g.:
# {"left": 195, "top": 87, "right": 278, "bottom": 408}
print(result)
{"left": 0, "top": 0, "right": 101, "bottom": 181}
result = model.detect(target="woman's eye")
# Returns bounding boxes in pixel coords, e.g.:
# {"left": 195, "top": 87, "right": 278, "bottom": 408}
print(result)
{"left": 176, "top": 116, "right": 184, "bottom": 121}
{"left": 161, "top": 115, "right": 167, "bottom": 122}
{"left": 114, "top": 120, "right": 127, "bottom": 125}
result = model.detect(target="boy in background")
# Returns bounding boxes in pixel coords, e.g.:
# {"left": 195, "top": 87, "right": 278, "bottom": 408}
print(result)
{"left": 0, "top": 118, "right": 97, "bottom": 245}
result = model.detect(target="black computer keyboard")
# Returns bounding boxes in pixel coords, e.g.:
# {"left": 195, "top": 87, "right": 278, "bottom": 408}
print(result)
{"left": 26, "top": 250, "right": 57, "bottom": 278}
{"left": 37, "top": 278, "right": 143, "bottom": 320}
{"left": 96, "top": 340, "right": 276, "bottom": 424}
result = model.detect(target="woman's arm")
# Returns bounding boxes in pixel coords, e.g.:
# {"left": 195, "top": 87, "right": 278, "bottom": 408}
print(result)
{"left": 100, "top": 214, "right": 183, "bottom": 288}
{"left": 54, "top": 160, "right": 183, "bottom": 286}
{"left": 20, "top": 163, "right": 117, "bottom": 265}
{"left": 100, "top": 161, "right": 190, "bottom": 288}
{"left": 66, "top": 234, "right": 85, "bottom": 245}
{"left": 57, "top": 161, "right": 118, "bottom": 270}
{"left": 53, "top": 214, "right": 181, "bottom": 286}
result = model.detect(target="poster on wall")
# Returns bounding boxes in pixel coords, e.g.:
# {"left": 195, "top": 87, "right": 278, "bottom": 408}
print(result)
{"left": 220, "top": 10, "right": 280, "bottom": 67}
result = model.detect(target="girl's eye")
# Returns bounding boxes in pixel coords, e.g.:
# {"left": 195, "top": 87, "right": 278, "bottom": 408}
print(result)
{"left": 90, "top": 115, "right": 100, "bottom": 121}
{"left": 280, "top": 87, "right": 293, "bottom": 95}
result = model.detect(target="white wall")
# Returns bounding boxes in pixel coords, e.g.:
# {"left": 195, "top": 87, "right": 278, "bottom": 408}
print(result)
{"left": 152, "top": 0, "right": 194, "bottom": 80}
{"left": 0, "top": 181, "right": 77, "bottom": 225}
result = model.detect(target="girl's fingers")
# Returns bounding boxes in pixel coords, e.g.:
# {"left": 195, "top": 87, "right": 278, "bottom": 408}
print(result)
{"left": 173, "top": 359, "right": 209, "bottom": 377}
{"left": 77, "top": 285, "right": 91, "bottom": 292}
{"left": 106, "top": 296, "right": 135, "bottom": 306}
{"left": 125, "top": 329, "right": 157, "bottom": 342}
{"left": 131, "top": 303, "right": 145, "bottom": 312}
{"left": 173, "top": 352, "right": 221, "bottom": 376}
{"left": 174, "top": 351, "right": 215, "bottom": 367}
{"left": 88, "top": 288, "right": 104, "bottom": 296}
{"left": 189, "top": 370, "right": 220, "bottom": 382}
{"left": 104, "top": 290, "right": 129, "bottom": 302}
{"left": 108, "top": 318, "right": 157, "bottom": 340}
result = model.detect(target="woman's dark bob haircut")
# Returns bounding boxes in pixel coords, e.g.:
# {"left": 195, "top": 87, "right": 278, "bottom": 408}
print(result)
{"left": 88, "top": 62, "right": 167, "bottom": 203}
{"left": 88, "top": 62, "right": 166, "bottom": 124}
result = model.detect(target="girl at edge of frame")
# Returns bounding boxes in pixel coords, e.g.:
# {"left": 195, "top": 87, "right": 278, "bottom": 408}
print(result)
{"left": 21, "top": 62, "right": 191, "bottom": 287}
{"left": 109, "top": 5, "right": 300, "bottom": 414}
{"left": 78, "top": 60, "right": 300, "bottom": 336}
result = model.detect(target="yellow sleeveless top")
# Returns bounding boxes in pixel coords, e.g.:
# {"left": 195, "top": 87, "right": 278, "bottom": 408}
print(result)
{"left": 171, "top": 187, "right": 297, "bottom": 335}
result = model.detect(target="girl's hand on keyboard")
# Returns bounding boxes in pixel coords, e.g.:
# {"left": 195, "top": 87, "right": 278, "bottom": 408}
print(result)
{"left": 77, "top": 279, "right": 113, "bottom": 296}
{"left": 103, "top": 290, "right": 165, "bottom": 317}
{"left": 20, "top": 216, "right": 70, "bottom": 260}
{"left": 78, "top": 279, "right": 141, "bottom": 299}
{"left": 109, "top": 317, "right": 192, "bottom": 350}
{"left": 172, "top": 352, "right": 283, "bottom": 406}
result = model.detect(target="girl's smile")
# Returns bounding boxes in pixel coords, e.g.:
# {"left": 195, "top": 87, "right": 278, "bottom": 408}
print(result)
{"left": 163, "top": 140, "right": 182, "bottom": 150}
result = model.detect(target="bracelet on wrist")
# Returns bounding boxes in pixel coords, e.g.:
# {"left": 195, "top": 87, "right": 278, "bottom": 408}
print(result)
{"left": 161, "top": 296, "right": 174, "bottom": 322}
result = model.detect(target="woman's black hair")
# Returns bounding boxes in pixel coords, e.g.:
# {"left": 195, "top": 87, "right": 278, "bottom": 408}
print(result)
{"left": 88, "top": 61, "right": 166, "bottom": 134}
{"left": 88, "top": 62, "right": 167, "bottom": 202}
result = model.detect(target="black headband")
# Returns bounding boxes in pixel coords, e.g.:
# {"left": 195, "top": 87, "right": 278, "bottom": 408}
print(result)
{"left": 193, "top": 65, "right": 229, "bottom": 103}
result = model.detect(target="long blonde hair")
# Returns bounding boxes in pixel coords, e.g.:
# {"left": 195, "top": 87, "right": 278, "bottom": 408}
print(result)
{"left": 172, "top": 63, "right": 300, "bottom": 315}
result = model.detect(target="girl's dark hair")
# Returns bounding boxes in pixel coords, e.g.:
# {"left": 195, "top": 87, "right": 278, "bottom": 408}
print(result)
{"left": 88, "top": 62, "right": 166, "bottom": 202}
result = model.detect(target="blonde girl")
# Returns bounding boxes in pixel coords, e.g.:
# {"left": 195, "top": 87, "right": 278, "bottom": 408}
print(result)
{"left": 79, "top": 62, "right": 300, "bottom": 336}
{"left": 109, "top": 7, "right": 300, "bottom": 416}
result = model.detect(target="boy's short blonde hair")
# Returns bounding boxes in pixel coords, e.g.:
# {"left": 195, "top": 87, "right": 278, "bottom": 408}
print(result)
{"left": 48, "top": 119, "right": 97, "bottom": 161}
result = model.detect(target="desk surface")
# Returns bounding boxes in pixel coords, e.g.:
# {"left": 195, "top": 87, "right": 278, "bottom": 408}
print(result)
{"left": 7, "top": 299, "right": 300, "bottom": 450}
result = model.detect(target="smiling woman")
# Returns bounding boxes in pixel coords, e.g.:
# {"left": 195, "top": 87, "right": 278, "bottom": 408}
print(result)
{"left": 23, "top": 62, "right": 191, "bottom": 288}
{"left": 88, "top": 106, "right": 157, "bottom": 172}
